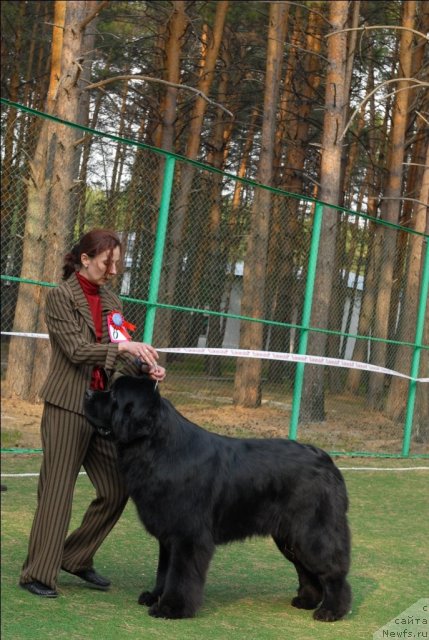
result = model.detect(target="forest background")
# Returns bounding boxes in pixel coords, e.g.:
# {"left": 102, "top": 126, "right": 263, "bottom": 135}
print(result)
{"left": 1, "top": 0, "right": 428, "bottom": 453}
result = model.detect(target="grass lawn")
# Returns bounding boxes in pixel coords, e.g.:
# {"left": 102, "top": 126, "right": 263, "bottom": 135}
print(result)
{"left": 1, "top": 454, "right": 428, "bottom": 640}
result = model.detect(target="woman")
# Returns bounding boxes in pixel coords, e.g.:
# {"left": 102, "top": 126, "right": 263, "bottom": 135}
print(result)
{"left": 19, "top": 229, "right": 166, "bottom": 598}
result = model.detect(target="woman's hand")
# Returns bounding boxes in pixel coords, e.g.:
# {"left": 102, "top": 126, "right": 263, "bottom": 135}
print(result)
{"left": 118, "top": 340, "right": 159, "bottom": 368}
{"left": 146, "top": 364, "right": 166, "bottom": 382}
{"left": 117, "top": 341, "right": 166, "bottom": 382}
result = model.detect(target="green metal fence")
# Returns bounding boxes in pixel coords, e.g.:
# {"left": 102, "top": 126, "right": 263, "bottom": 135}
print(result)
{"left": 1, "top": 99, "right": 428, "bottom": 458}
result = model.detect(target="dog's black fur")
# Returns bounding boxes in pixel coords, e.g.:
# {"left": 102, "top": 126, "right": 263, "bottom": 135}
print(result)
{"left": 84, "top": 375, "right": 351, "bottom": 620}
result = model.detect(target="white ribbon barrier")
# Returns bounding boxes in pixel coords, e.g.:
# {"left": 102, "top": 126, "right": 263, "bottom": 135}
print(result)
{"left": 2, "top": 331, "right": 428, "bottom": 383}
{"left": 157, "top": 347, "right": 429, "bottom": 383}
{"left": 3, "top": 468, "right": 429, "bottom": 477}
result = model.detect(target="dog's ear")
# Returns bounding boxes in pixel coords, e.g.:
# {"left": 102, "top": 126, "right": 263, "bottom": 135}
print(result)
{"left": 109, "top": 376, "right": 159, "bottom": 443}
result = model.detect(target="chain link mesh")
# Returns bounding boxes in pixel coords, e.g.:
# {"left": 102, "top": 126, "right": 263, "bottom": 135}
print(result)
{"left": 1, "top": 103, "right": 428, "bottom": 456}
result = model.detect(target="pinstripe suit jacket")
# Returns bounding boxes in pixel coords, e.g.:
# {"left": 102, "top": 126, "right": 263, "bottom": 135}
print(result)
{"left": 40, "top": 273, "right": 140, "bottom": 415}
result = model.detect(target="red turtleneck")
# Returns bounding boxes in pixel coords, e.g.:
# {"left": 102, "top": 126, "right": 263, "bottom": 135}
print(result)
{"left": 75, "top": 271, "right": 106, "bottom": 389}
{"left": 76, "top": 271, "right": 103, "bottom": 342}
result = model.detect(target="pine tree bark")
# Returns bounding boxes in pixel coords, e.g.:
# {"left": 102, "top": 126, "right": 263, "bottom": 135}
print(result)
{"left": 384, "top": 5, "right": 429, "bottom": 420}
{"left": 150, "top": 0, "right": 189, "bottom": 354}
{"left": 385, "top": 136, "right": 429, "bottom": 421}
{"left": 345, "top": 62, "right": 392, "bottom": 394}
{"left": 367, "top": 0, "right": 417, "bottom": 409}
{"left": 3, "top": 0, "right": 67, "bottom": 401}
{"left": 158, "top": 0, "right": 188, "bottom": 153}
{"left": 234, "top": 1, "right": 288, "bottom": 407}
{"left": 300, "top": 0, "right": 349, "bottom": 422}
{"left": 1, "top": 2, "right": 26, "bottom": 276}
{"left": 4, "top": 0, "right": 106, "bottom": 401}
{"left": 154, "top": 1, "right": 228, "bottom": 349}
{"left": 267, "top": 6, "right": 322, "bottom": 382}
{"left": 30, "top": 1, "right": 103, "bottom": 399}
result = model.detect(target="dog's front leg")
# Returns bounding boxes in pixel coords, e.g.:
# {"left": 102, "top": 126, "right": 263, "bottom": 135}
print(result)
{"left": 138, "top": 540, "right": 170, "bottom": 607}
{"left": 148, "top": 537, "right": 214, "bottom": 619}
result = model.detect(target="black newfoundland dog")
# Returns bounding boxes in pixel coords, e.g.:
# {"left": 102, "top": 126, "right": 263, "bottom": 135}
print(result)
{"left": 84, "top": 375, "right": 351, "bottom": 621}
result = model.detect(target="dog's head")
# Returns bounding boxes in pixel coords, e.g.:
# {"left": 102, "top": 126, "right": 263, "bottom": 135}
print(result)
{"left": 84, "top": 375, "right": 161, "bottom": 444}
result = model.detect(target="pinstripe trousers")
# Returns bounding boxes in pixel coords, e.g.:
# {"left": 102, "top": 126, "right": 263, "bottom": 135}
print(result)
{"left": 20, "top": 402, "right": 128, "bottom": 590}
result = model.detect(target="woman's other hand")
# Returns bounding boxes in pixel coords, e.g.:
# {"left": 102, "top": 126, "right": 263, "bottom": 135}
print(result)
{"left": 118, "top": 341, "right": 159, "bottom": 368}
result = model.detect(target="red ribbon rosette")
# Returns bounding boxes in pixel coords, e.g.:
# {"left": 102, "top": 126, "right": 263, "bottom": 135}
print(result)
{"left": 107, "top": 310, "right": 137, "bottom": 343}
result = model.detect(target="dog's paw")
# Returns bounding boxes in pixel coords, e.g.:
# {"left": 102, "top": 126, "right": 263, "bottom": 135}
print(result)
{"left": 291, "top": 595, "right": 319, "bottom": 610}
{"left": 149, "top": 602, "right": 192, "bottom": 619}
{"left": 313, "top": 606, "right": 345, "bottom": 622}
{"left": 138, "top": 591, "right": 158, "bottom": 606}
{"left": 149, "top": 602, "right": 172, "bottom": 618}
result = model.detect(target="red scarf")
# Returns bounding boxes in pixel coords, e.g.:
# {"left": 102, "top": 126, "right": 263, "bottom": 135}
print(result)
{"left": 76, "top": 272, "right": 106, "bottom": 390}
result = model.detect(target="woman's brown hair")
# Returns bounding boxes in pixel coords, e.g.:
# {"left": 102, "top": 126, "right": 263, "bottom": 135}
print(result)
{"left": 62, "top": 229, "right": 123, "bottom": 280}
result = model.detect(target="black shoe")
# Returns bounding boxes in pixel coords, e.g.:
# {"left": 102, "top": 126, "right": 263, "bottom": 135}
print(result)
{"left": 20, "top": 580, "right": 58, "bottom": 598}
{"left": 62, "top": 567, "right": 111, "bottom": 589}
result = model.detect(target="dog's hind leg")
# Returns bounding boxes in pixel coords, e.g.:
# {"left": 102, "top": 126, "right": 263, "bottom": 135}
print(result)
{"left": 273, "top": 536, "right": 322, "bottom": 610}
{"left": 291, "top": 562, "right": 323, "bottom": 610}
{"left": 291, "top": 523, "right": 351, "bottom": 621}
{"left": 138, "top": 541, "right": 170, "bottom": 607}
{"left": 149, "top": 537, "right": 214, "bottom": 619}
{"left": 313, "top": 574, "right": 351, "bottom": 622}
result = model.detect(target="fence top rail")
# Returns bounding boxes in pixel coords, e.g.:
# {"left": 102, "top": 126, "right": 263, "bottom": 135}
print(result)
{"left": 2, "top": 274, "right": 428, "bottom": 352}
{"left": 2, "top": 98, "right": 428, "bottom": 241}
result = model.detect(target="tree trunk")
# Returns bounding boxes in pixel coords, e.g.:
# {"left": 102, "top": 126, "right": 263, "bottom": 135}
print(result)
{"left": 367, "top": 0, "right": 416, "bottom": 409}
{"left": 326, "top": 1, "right": 360, "bottom": 393}
{"left": 384, "top": 5, "right": 429, "bottom": 419}
{"left": 159, "top": 0, "right": 188, "bottom": 153}
{"left": 345, "top": 61, "right": 392, "bottom": 394}
{"left": 76, "top": 92, "right": 103, "bottom": 235}
{"left": 180, "top": 32, "right": 237, "bottom": 358}
{"left": 385, "top": 137, "right": 429, "bottom": 420}
{"left": 234, "top": 1, "right": 288, "bottom": 407}
{"left": 155, "top": 1, "right": 228, "bottom": 349}
{"left": 147, "top": 1, "right": 188, "bottom": 360}
{"left": 30, "top": 1, "right": 102, "bottom": 400}
{"left": 267, "top": 6, "right": 322, "bottom": 383}
{"left": 4, "top": 1, "right": 105, "bottom": 401}
{"left": 200, "top": 43, "right": 235, "bottom": 374}
{"left": 3, "top": 0, "right": 67, "bottom": 401}
{"left": 300, "top": 0, "right": 349, "bottom": 422}
{"left": 1, "top": 2, "right": 26, "bottom": 276}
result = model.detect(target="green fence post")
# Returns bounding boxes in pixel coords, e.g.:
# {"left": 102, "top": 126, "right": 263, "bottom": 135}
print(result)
{"left": 401, "top": 236, "right": 429, "bottom": 457}
{"left": 143, "top": 155, "right": 176, "bottom": 344}
{"left": 289, "top": 200, "right": 324, "bottom": 440}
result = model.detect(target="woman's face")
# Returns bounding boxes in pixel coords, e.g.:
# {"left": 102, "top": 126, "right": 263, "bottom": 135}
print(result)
{"left": 79, "top": 246, "right": 121, "bottom": 286}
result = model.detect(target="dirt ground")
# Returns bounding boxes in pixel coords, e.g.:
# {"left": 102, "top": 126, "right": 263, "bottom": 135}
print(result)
{"left": 2, "top": 396, "right": 45, "bottom": 449}
{"left": 1, "top": 390, "right": 427, "bottom": 456}
{"left": 1, "top": 395, "right": 297, "bottom": 449}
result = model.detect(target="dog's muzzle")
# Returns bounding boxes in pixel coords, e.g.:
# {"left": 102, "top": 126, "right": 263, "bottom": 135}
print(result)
{"left": 84, "top": 389, "right": 113, "bottom": 438}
